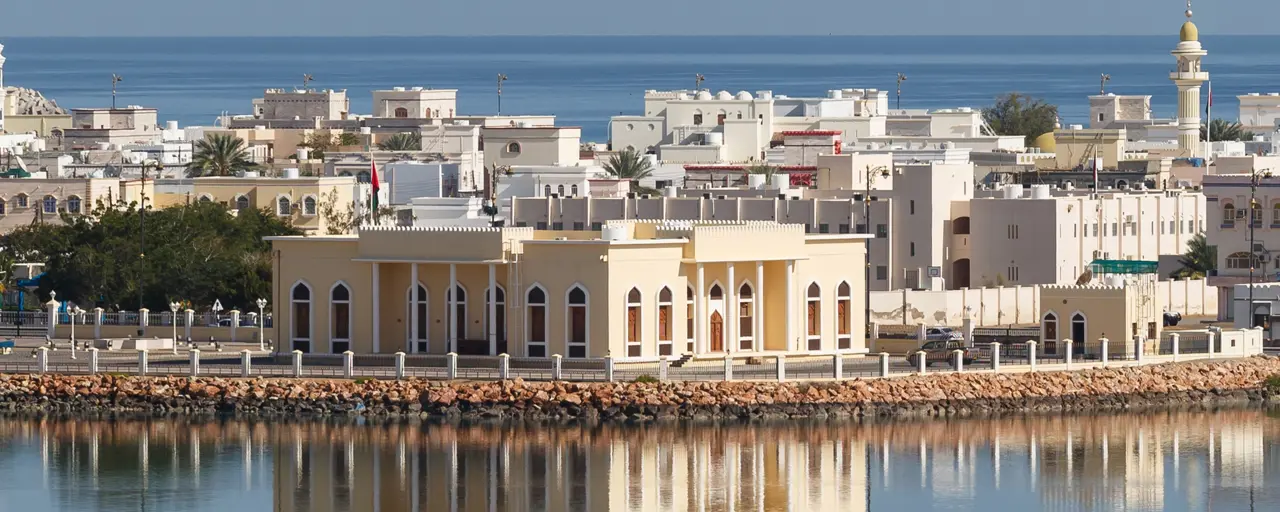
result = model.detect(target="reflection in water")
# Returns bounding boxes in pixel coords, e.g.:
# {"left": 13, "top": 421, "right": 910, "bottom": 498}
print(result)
{"left": 0, "top": 410, "right": 1276, "bottom": 511}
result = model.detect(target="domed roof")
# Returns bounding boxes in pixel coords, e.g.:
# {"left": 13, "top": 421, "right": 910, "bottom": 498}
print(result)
{"left": 1032, "top": 132, "right": 1056, "bottom": 153}
{"left": 695, "top": 90, "right": 712, "bottom": 100}
{"left": 1180, "top": 20, "right": 1198, "bottom": 42}
{"left": 715, "top": 90, "right": 733, "bottom": 100}
{"left": 735, "top": 91, "right": 753, "bottom": 100}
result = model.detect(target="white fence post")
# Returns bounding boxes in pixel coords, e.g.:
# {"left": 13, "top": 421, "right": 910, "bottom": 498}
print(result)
{"left": 45, "top": 299, "right": 59, "bottom": 339}
{"left": 499, "top": 353, "right": 511, "bottom": 380}
{"left": 915, "top": 323, "right": 927, "bottom": 346}
{"left": 1133, "top": 335, "right": 1144, "bottom": 363}
{"left": 229, "top": 310, "right": 241, "bottom": 342}
{"left": 394, "top": 351, "right": 406, "bottom": 380}
{"left": 37, "top": 347, "right": 48, "bottom": 374}
{"left": 1171, "top": 333, "right": 1181, "bottom": 362}
{"left": 952, "top": 350, "right": 964, "bottom": 372}
{"left": 240, "top": 350, "right": 252, "bottom": 377}
{"left": 990, "top": 342, "right": 1001, "bottom": 372}
{"left": 916, "top": 351, "right": 926, "bottom": 374}
{"left": 138, "top": 308, "right": 150, "bottom": 335}
{"left": 291, "top": 350, "right": 303, "bottom": 377}
{"left": 343, "top": 351, "right": 354, "bottom": 379}
{"left": 1207, "top": 332, "right": 1217, "bottom": 359}
{"left": 137, "top": 351, "right": 148, "bottom": 376}
{"left": 447, "top": 352, "right": 459, "bottom": 380}
{"left": 775, "top": 355, "right": 786, "bottom": 381}
{"left": 93, "top": 307, "right": 104, "bottom": 340}
{"left": 604, "top": 354, "right": 615, "bottom": 382}
{"left": 1063, "top": 339, "right": 1073, "bottom": 369}
{"left": 1100, "top": 337, "right": 1110, "bottom": 365}
{"left": 550, "top": 354, "right": 562, "bottom": 381}
{"left": 879, "top": 352, "right": 890, "bottom": 377}
{"left": 189, "top": 348, "right": 200, "bottom": 377}
{"left": 832, "top": 354, "right": 843, "bottom": 380}
{"left": 88, "top": 347, "right": 99, "bottom": 374}
{"left": 659, "top": 358, "right": 670, "bottom": 381}
{"left": 1027, "top": 341, "right": 1037, "bottom": 371}
{"left": 723, "top": 356, "right": 734, "bottom": 381}
{"left": 183, "top": 309, "right": 195, "bottom": 342}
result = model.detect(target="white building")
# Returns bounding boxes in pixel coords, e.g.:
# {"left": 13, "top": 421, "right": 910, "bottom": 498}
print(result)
{"left": 1236, "top": 93, "right": 1280, "bottom": 134}
{"left": 482, "top": 125, "right": 582, "bottom": 169}
{"left": 372, "top": 87, "right": 458, "bottom": 119}
{"left": 62, "top": 106, "right": 162, "bottom": 148}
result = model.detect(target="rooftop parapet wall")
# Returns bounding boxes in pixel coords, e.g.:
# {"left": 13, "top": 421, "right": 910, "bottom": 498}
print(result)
{"left": 356, "top": 225, "right": 527, "bottom": 262}
{"left": 687, "top": 223, "right": 807, "bottom": 262}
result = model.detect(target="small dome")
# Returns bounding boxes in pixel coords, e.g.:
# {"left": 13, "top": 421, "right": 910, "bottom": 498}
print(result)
{"left": 1180, "top": 21, "right": 1198, "bottom": 42}
{"left": 695, "top": 90, "right": 712, "bottom": 100}
{"left": 715, "top": 90, "right": 733, "bottom": 100}
{"left": 1032, "top": 132, "right": 1056, "bottom": 153}
{"left": 735, "top": 91, "right": 753, "bottom": 100}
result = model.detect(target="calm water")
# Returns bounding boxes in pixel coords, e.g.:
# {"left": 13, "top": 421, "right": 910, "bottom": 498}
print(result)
{"left": 0, "top": 409, "right": 1277, "bottom": 511}
{"left": 4, "top": 36, "right": 1280, "bottom": 140}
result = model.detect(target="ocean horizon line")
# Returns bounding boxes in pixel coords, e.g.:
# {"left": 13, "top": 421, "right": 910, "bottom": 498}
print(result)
{"left": 5, "top": 33, "right": 1280, "bottom": 39}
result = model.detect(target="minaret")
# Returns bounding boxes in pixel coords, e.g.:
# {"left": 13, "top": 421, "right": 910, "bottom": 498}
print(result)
{"left": 1170, "top": 0, "right": 1207, "bottom": 158}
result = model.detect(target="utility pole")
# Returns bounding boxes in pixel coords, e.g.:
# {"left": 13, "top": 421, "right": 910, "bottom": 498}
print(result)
{"left": 111, "top": 74, "right": 123, "bottom": 109}
{"left": 496, "top": 74, "right": 508, "bottom": 115}
{"left": 695, "top": 73, "right": 705, "bottom": 92}
{"left": 863, "top": 165, "right": 889, "bottom": 342}
{"left": 896, "top": 73, "right": 907, "bottom": 110}
{"left": 1099, "top": 73, "right": 1111, "bottom": 95}
{"left": 1249, "top": 168, "right": 1272, "bottom": 327}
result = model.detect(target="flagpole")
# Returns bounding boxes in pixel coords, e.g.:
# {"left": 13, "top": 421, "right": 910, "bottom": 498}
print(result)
{"left": 1205, "top": 80, "right": 1212, "bottom": 161}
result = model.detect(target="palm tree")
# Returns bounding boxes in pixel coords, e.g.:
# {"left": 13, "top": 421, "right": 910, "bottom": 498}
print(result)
{"left": 377, "top": 133, "right": 422, "bottom": 151}
{"left": 1172, "top": 233, "right": 1217, "bottom": 279}
{"left": 186, "top": 134, "right": 256, "bottom": 177}
{"left": 746, "top": 162, "right": 776, "bottom": 180}
{"left": 604, "top": 149, "right": 657, "bottom": 194}
{"left": 1201, "top": 118, "right": 1256, "bottom": 142}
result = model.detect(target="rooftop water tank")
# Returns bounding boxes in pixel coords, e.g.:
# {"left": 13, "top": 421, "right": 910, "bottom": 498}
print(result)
{"left": 663, "top": 186, "right": 678, "bottom": 198}
{"left": 1002, "top": 185, "right": 1023, "bottom": 199}
{"left": 283, "top": 168, "right": 300, "bottom": 179}
{"left": 601, "top": 225, "right": 629, "bottom": 241}
{"left": 770, "top": 173, "right": 789, "bottom": 190}
{"left": 757, "top": 90, "right": 773, "bottom": 100}
{"left": 297, "top": 147, "right": 310, "bottom": 160}
{"left": 704, "top": 132, "right": 724, "bottom": 146}
{"left": 747, "top": 174, "right": 767, "bottom": 189}
{"left": 411, "top": 86, "right": 424, "bottom": 91}
{"left": 96, "top": 142, "right": 111, "bottom": 151}
{"left": 166, "top": 120, "right": 178, "bottom": 131}
{"left": 393, "top": 87, "right": 406, "bottom": 92}
{"left": 828, "top": 90, "right": 844, "bottom": 99}
{"left": 1029, "top": 184, "right": 1051, "bottom": 199}
{"left": 360, "top": 127, "right": 372, "bottom": 135}
{"left": 1104, "top": 275, "right": 1125, "bottom": 287}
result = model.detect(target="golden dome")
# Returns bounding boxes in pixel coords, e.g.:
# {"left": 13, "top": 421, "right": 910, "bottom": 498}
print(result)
{"left": 1180, "top": 20, "right": 1198, "bottom": 42}
{"left": 1032, "top": 132, "right": 1056, "bottom": 153}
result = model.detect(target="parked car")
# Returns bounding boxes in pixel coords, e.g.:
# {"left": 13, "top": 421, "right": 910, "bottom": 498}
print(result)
{"left": 1163, "top": 311, "right": 1182, "bottom": 327}
{"left": 905, "top": 340, "right": 975, "bottom": 366}
{"left": 924, "top": 326, "right": 965, "bottom": 342}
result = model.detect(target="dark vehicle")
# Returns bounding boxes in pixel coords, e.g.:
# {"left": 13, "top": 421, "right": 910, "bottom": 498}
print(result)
{"left": 906, "top": 340, "right": 974, "bottom": 366}
{"left": 1163, "top": 311, "right": 1182, "bottom": 327}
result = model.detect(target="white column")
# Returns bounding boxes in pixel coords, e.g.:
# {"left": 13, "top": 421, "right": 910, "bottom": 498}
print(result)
{"left": 449, "top": 263, "right": 458, "bottom": 353}
{"left": 372, "top": 262, "right": 381, "bottom": 353}
{"left": 488, "top": 263, "right": 497, "bottom": 355}
{"left": 727, "top": 263, "right": 736, "bottom": 353}
{"left": 410, "top": 263, "right": 418, "bottom": 353}
{"left": 785, "top": 260, "right": 795, "bottom": 351}
{"left": 755, "top": 261, "right": 764, "bottom": 352}
{"left": 696, "top": 263, "right": 706, "bottom": 354}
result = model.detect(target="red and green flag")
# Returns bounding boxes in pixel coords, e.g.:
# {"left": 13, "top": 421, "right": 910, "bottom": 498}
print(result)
{"left": 370, "top": 158, "right": 381, "bottom": 217}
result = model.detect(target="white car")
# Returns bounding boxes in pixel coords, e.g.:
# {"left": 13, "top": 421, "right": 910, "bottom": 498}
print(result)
{"left": 924, "top": 327, "right": 965, "bottom": 342}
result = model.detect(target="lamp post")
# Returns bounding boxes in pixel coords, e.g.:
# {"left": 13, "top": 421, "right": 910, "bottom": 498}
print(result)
{"left": 169, "top": 301, "right": 180, "bottom": 355}
{"left": 496, "top": 73, "right": 508, "bottom": 115}
{"left": 862, "top": 165, "right": 890, "bottom": 343}
{"left": 1099, "top": 73, "right": 1111, "bottom": 95}
{"left": 69, "top": 304, "right": 79, "bottom": 360}
{"left": 138, "top": 160, "right": 162, "bottom": 337}
{"left": 111, "top": 74, "right": 123, "bottom": 110}
{"left": 695, "top": 73, "right": 705, "bottom": 92}
{"left": 256, "top": 298, "right": 268, "bottom": 352}
{"left": 895, "top": 73, "right": 907, "bottom": 111}
{"left": 1248, "top": 168, "right": 1273, "bottom": 327}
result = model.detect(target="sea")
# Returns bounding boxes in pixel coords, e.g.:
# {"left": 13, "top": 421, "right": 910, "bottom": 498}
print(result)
{"left": 4, "top": 35, "right": 1280, "bottom": 142}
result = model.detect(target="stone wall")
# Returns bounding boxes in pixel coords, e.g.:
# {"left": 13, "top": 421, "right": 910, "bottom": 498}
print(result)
{"left": 3, "top": 356, "right": 1279, "bottom": 421}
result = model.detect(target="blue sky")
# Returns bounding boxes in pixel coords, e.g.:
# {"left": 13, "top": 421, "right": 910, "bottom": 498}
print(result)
{"left": 1, "top": 0, "right": 1274, "bottom": 37}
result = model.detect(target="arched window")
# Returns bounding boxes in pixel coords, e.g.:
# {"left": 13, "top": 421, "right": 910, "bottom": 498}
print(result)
{"left": 557, "top": 185, "right": 565, "bottom": 196}
{"left": 485, "top": 285, "right": 507, "bottom": 353}
{"left": 407, "top": 284, "right": 429, "bottom": 353}
{"left": 1272, "top": 203, "right": 1280, "bottom": 224}
{"left": 710, "top": 284, "right": 723, "bottom": 300}
{"left": 394, "top": 107, "right": 409, "bottom": 118}
{"left": 42, "top": 195, "right": 57, "bottom": 214}
{"left": 1042, "top": 312, "right": 1059, "bottom": 355}
{"left": 329, "top": 283, "right": 351, "bottom": 353}
{"left": 543, "top": 184, "right": 552, "bottom": 197}
{"left": 806, "top": 283, "right": 822, "bottom": 351}
{"left": 1222, "top": 202, "right": 1236, "bottom": 227}
{"left": 657, "top": 287, "right": 673, "bottom": 356}
{"left": 446, "top": 285, "right": 468, "bottom": 341}
{"left": 1252, "top": 205, "right": 1264, "bottom": 226}
{"left": 1226, "top": 252, "right": 1259, "bottom": 270}
{"left": 235, "top": 195, "right": 250, "bottom": 210}
{"left": 198, "top": 195, "right": 213, "bottom": 203}
{"left": 303, "top": 196, "right": 317, "bottom": 216}
{"left": 506, "top": 142, "right": 522, "bottom": 154}
{"left": 277, "top": 196, "right": 292, "bottom": 216}
{"left": 1071, "top": 313, "right": 1087, "bottom": 355}
{"left": 837, "top": 282, "right": 852, "bottom": 350}
{"left": 65, "top": 196, "right": 82, "bottom": 214}
{"left": 14, "top": 194, "right": 27, "bottom": 208}
{"left": 0, "top": 199, "right": 6, "bottom": 216}
{"left": 567, "top": 286, "right": 588, "bottom": 358}
{"left": 291, "top": 282, "right": 312, "bottom": 353}
{"left": 570, "top": 184, "right": 579, "bottom": 197}
{"left": 738, "top": 282, "right": 754, "bottom": 351}
{"left": 626, "top": 287, "right": 642, "bottom": 357}
{"left": 357, "top": 171, "right": 371, "bottom": 183}
{"left": 526, "top": 286, "right": 548, "bottom": 357}
{"left": 686, "top": 285, "right": 696, "bottom": 353}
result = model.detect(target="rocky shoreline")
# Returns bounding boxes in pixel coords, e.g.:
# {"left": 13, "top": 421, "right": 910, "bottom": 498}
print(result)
{"left": 2, "top": 357, "right": 1279, "bottom": 422}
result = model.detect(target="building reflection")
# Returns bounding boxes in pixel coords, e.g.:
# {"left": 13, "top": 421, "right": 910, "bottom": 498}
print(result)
{"left": 0, "top": 409, "right": 1276, "bottom": 511}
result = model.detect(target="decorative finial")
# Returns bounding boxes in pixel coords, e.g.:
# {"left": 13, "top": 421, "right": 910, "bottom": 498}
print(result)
{"left": 1185, "top": 0, "right": 1192, "bottom": 19}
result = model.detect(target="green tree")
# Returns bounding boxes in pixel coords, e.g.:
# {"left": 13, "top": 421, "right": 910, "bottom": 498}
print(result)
{"left": 1, "top": 199, "right": 299, "bottom": 311}
{"left": 318, "top": 188, "right": 397, "bottom": 235}
{"left": 377, "top": 132, "right": 422, "bottom": 151}
{"left": 1172, "top": 233, "right": 1217, "bottom": 279}
{"left": 338, "top": 132, "right": 362, "bottom": 147}
{"left": 982, "top": 92, "right": 1059, "bottom": 146}
{"left": 603, "top": 149, "right": 659, "bottom": 195}
{"left": 187, "top": 134, "right": 257, "bottom": 177}
{"left": 1201, "top": 118, "right": 1256, "bottom": 142}
{"left": 300, "top": 132, "right": 337, "bottom": 160}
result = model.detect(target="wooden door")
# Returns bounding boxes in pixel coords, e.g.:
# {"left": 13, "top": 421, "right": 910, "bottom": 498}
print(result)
{"left": 710, "top": 311, "right": 724, "bottom": 352}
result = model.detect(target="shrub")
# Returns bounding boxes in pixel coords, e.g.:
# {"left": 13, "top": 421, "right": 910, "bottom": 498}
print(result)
{"left": 354, "top": 377, "right": 374, "bottom": 385}
{"left": 1264, "top": 374, "right": 1280, "bottom": 393}
{"left": 633, "top": 374, "right": 660, "bottom": 384}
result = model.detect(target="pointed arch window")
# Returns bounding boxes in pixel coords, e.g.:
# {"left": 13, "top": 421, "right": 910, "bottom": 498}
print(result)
{"left": 303, "top": 195, "right": 318, "bottom": 216}
{"left": 235, "top": 195, "right": 250, "bottom": 211}
{"left": 0, "top": 199, "right": 6, "bottom": 216}
{"left": 291, "top": 282, "right": 312, "bottom": 353}
{"left": 1042, "top": 312, "right": 1059, "bottom": 356}
{"left": 686, "top": 285, "right": 696, "bottom": 354}
{"left": 526, "top": 286, "right": 548, "bottom": 357}
{"left": 330, "top": 283, "right": 351, "bottom": 353}
{"left": 567, "top": 286, "right": 588, "bottom": 358}
{"left": 710, "top": 284, "right": 723, "bottom": 300}
{"left": 738, "top": 282, "right": 754, "bottom": 351}
{"left": 277, "top": 196, "right": 292, "bottom": 216}
{"left": 806, "top": 283, "right": 822, "bottom": 351}
{"left": 837, "top": 282, "right": 852, "bottom": 350}
{"left": 626, "top": 287, "right": 642, "bottom": 357}
{"left": 1071, "top": 313, "right": 1087, "bottom": 356}
{"left": 657, "top": 287, "right": 673, "bottom": 356}
{"left": 407, "top": 284, "right": 429, "bottom": 353}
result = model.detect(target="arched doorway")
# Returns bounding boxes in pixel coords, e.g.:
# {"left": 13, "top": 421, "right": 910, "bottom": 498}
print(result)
{"left": 710, "top": 312, "right": 724, "bottom": 352}
{"left": 953, "top": 259, "right": 971, "bottom": 289}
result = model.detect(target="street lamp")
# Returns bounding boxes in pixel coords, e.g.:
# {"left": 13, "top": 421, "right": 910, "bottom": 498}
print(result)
{"left": 1099, "top": 73, "right": 1111, "bottom": 95}
{"left": 69, "top": 304, "right": 79, "bottom": 360}
{"left": 1248, "top": 168, "right": 1273, "bottom": 328}
{"left": 496, "top": 73, "right": 508, "bottom": 115}
{"left": 111, "top": 74, "right": 123, "bottom": 110}
{"left": 138, "top": 160, "right": 162, "bottom": 337}
{"left": 256, "top": 298, "right": 268, "bottom": 352}
{"left": 896, "top": 73, "right": 907, "bottom": 111}
{"left": 862, "top": 165, "right": 891, "bottom": 342}
{"left": 169, "top": 301, "right": 180, "bottom": 355}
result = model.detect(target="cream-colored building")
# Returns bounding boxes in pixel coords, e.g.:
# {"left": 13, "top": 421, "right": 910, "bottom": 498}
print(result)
{"left": 268, "top": 222, "right": 870, "bottom": 358}
{"left": 0, "top": 177, "right": 135, "bottom": 232}
{"left": 153, "top": 175, "right": 359, "bottom": 234}
{"left": 62, "top": 106, "right": 161, "bottom": 148}
{"left": 481, "top": 125, "right": 582, "bottom": 169}
{"left": 255, "top": 89, "right": 349, "bottom": 121}
{"left": 372, "top": 87, "right": 457, "bottom": 119}
{"left": 1039, "top": 279, "right": 1163, "bottom": 358}
{"left": 1237, "top": 93, "right": 1280, "bottom": 133}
